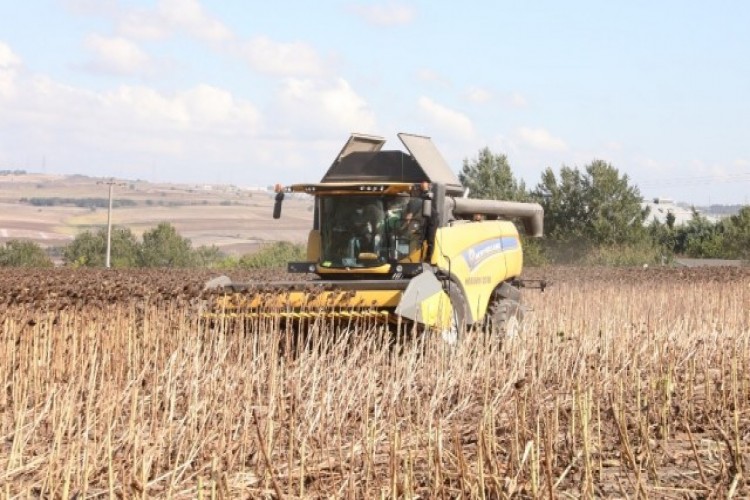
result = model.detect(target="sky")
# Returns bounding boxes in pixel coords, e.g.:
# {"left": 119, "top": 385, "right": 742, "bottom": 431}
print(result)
{"left": 0, "top": 1, "right": 748, "bottom": 205}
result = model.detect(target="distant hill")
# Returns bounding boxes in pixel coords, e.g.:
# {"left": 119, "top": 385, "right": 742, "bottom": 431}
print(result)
{"left": 0, "top": 173, "right": 313, "bottom": 256}
{"left": 702, "top": 204, "right": 745, "bottom": 216}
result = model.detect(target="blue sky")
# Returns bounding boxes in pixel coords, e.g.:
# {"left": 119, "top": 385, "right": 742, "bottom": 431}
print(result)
{"left": 0, "top": 1, "right": 748, "bottom": 204}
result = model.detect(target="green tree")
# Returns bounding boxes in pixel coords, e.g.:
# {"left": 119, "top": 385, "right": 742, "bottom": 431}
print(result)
{"left": 534, "top": 160, "right": 647, "bottom": 245}
{"left": 722, "top": 206, "right": 750, "bottom": 259}
{"left": 63, "top": 227, "right": 140, "bottom": 267}
{"left": 0, "top": 240, "right": 53, "bottom": 267}
{"left": 139, "top": 222, "right": 193, "bottom": 267}
{"left": 673, "top": 210, "right": 726, "bottom": 258}
{"left": 459, "top": 148, "right": 528, "bottom": 201}
{"left": 534, "top": 166, "right": 588, "bottom": 241}
{"left": 238, "top": 241, "right": 306, "bottom": 269}
{"left": 192, "top": 245, "right": 226, "bottom": 268}
{"left": 647, "top": 219, "right": 675, "bottom": 261}
{"left": 585, "top": 160, "right": 649, "bottom": 245}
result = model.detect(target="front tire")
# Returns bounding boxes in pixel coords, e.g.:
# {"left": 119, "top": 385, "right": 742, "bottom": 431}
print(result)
{"left": 486, "top": 298, "right": 523, "bottom": 336}
{"left": 441, "top": 282, "right": 468, "bottom": 345}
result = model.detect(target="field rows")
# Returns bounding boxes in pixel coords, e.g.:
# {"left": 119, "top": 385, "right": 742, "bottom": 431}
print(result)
{"left": 1, "top": 266, "right": 749, "bottom": 498}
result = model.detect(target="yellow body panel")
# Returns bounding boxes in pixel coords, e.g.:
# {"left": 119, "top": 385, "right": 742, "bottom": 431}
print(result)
{"left": 215, "top": 288, "right": 402, "bottom": 312}
{"left": 307, "top": 229, "right": 321, "bottom": 261}
{"left": 204, "top": 309, "right": 391, "bottom": 321}
{"left": 212, "top": 287, "right": 455, "bottom": 329}
{"left": 317, "top": 264, "right": 392, "bottom": 275}
{"left": 417, "top": 290, "right": 453, "bottom": 329}
{"left": 431, "top": 221, "right": 522, "bottom": 323}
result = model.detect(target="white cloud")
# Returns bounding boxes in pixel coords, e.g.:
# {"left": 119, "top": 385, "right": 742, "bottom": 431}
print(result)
{"left": 627, "top": 158, "right": 694, "bottom": 197}
{"left": 463, "top": 88, "right": 528, "bottom": 108}
{"left": 0, "top": 64, "right": 263, "bottom": 177}
{"left": 0, "top": 71, "right": 15, "bottom": 98}
{"left": 348, "top": 2, "right": 416, "bottom": 26}
{"left": 276, "top": 78, "right": 376, "bottom": 136}
{"left": 61, "top": 0, "right": 118, "bottom": 16}
{"left": 239, "top": 37, "right": 326, "bottom": 77}
{"left": 0, "top": 41, "right": 21, "bottom": 68}
{"left": 517, "top": 127, "right": 567, "bottom": 152}
{"left": 644, "top": 158, "right": 666, "bottom": 170}
{"left": 603, "top": 140, "right": 623, "bottom": 152}
{"left": 489, "top": 133, "right": 519, "bottom": 156}
{"left": 508, "top": 91, "right": 528, "bottom": 108}
{"left": 103, "top": 84, "right": 261, "bottom": 134}
{"left": 86, "top": 1, "right": 330, "bottom": 78}
{"left": 116, "top": 0, "right": 232, "bottom": 42}
{"left": 0, "top": 41, "right": 21, "bottom": 98}
{"left": 418, "top": 97, "right": 475, "bottom": 141}
{"left": 157, "top": 0, "right": 232, "bottom": 42}
{"left": 182, "top": 84, "right": 260, "bottom": 127}
{"left": 415, "top": 68, "right": 450, "bottom": 86}
{"left": 117, "top": 10, "right": 171, "bottom": 41}
{"left": 106, "top": 86, "right": 190, "bottom": 127}
{"left": 83, "top": 35, "right": 152, "bottom": 76}
{"left": 465, "top": 86, "right": 492, "bottom": 104}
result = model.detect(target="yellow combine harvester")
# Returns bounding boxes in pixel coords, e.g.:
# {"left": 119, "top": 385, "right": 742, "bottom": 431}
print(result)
{"left": 208, "top": 133, "right": 545, "bottom": 338}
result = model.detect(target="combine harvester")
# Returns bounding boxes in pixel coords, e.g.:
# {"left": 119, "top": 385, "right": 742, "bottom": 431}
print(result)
{"left": 207, "top": 133, "right": 544, "bottom": 340}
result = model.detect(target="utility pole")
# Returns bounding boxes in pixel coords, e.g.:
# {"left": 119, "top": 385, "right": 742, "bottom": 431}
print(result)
{"left": 98, "top": 179, "right": 125, "bottom": 268}
{"left": 106, "top": 183, "right": 114, "bottom": 268}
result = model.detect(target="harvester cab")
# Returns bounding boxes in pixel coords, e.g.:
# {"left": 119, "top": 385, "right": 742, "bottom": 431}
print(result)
{"left": 210, "top": 133, "right": 544, "bottom": 338}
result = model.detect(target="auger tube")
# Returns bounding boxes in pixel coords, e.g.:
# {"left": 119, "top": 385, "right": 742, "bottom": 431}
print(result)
{"left": 449, "top": 198, "right": 544, "bottom": 237}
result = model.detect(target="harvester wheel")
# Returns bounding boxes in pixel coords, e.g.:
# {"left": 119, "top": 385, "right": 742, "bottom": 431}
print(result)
{"left": 441, "top": 282, "right": 468, "bottom": 345}
{"left": 487, "top": 298, "right": 523, "bottom": 336}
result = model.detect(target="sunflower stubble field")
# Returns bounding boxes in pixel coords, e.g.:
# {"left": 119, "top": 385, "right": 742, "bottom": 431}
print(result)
{"left": 1, "top": 266, "right": 748, "bottom": 498}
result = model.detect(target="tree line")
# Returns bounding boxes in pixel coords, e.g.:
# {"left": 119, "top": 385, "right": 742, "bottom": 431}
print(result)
{"left": 459, "top": 148, "right": 750, "bottom": 265}
{"left": 21, "top": 197, "right": 137, "bottom": 208}
{"left": 0, "top": 222, "right": 305, "bottom": 269}
{"left": 2, "top": 147, "right": 748, "bottom": 268}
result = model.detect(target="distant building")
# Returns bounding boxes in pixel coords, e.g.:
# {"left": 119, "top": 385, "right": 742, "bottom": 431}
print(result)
{"left": 641, "top": 198, "right": 718, "bottom": 226}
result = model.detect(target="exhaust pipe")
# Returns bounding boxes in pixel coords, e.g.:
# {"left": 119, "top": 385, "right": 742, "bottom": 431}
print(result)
{"left": 450, "top": 198, "right": 544, "bottom": 237}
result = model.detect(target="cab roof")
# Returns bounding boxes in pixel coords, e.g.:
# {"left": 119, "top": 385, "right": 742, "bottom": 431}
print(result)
{"left": 321, "top": 133, "right": 464, "bottom": 195}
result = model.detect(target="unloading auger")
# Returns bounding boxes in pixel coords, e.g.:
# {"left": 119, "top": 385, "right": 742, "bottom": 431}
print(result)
{"left": 205, "top": 133, "right": 545, "bottom": 338}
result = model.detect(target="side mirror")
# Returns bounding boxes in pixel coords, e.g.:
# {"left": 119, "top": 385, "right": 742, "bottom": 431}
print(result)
{"left": 273, "top": 191, "right": 285, "bottom": 219}
{"left": 421, "top": 198, "right": 432, "bottom": 218}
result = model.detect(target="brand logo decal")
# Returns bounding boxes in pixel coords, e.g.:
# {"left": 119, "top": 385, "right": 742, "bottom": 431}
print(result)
{"left": 461, "top": 236, "right": 518, "bottom": 270}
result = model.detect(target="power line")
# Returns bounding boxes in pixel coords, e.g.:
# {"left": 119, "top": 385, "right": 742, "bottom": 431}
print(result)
{"left": 638, "top": 171, "right": 750, "bottom": 189}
